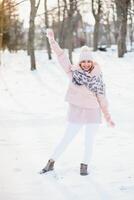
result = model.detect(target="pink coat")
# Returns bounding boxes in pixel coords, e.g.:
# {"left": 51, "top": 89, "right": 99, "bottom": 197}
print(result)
{"left": 48, "top": 38, "right": 112, "bottom": 123}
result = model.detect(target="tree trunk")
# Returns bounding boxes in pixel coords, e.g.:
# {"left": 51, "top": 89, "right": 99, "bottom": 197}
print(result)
{"left": 67, "top": 28, "right": 73, "bottom": 63}
{"left": 93, "top": 20, "right": 99, "bottom": 51}
{"left": 111, "top": 3, "right": 118, "bottom": 44}
{"left": 129, "top": 15, "right": 133, "bottom": 51}
{"left": 0, "top": 0, "right": 5, "bottom": 65}
{"left": 128, "top": 0, "right": 134, "bottom": 51}
{"left": 118, "top": 19, "right": 127, "bottom": 57}
{"left": 105, "top": 14, "right": 111, "bottom": 48}
{"left": 59, "top": 1, "right": 67, "bottom": 48}
{"left": 66, "top": 0, "right": 75, "bottom": 63}
{"left": 115, "top": 0, "right": 130, "bottom": 57}
{"left": 44, "top": 0, "right": 52, "bottom": 60}
{"left": 57, "top": 0, "right": 61, "bottom": 40}
{"left": 92, "top": 0, "right": 102, "bottom": 51}
{"left": 28, "top": 0, "right": 40, "bottom": 70}
{"left": 28, "top": 9, "right": 36, "bottom": 70}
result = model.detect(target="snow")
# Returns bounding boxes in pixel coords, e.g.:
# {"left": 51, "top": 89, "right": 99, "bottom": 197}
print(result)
{"left": 0, "top": 48, "right": 134, "bottom": 200}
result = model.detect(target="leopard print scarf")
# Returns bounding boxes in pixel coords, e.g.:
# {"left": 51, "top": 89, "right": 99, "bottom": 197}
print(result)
{"left": 72, "top": 70, "right": 105, "bottom": 96}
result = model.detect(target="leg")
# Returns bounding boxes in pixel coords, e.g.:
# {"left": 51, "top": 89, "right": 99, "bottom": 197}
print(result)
{"left": 50, "top": 122, "right": 83, "bottom": 161}
{"left": 83, "top": 123, "right": 99, "bottom": 165}
{"left": 40, "top": 122, "right": 82, "bottom": 174}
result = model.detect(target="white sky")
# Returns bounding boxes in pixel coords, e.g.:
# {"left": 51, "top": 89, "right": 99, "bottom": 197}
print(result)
{"left": 17, "top": 0, "right": 94, "bottom": 27}
{"left": 17, "top": 0, "right": 57, "bottom": 27}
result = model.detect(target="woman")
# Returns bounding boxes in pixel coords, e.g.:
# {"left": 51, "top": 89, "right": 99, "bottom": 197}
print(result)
{"left": 40, "top": 29, "right": 115, "bottom": 176}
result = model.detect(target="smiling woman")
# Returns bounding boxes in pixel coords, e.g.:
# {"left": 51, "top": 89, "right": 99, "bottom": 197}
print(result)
{"left": 39, "top": 29, "right": 115, "bottom": 176}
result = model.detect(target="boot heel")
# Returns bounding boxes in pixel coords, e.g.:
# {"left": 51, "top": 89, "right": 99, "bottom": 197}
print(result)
{"left": 40, "top": 159, "right": 55, "bottom": 174}
{"left": 80, "top": 163, "right": 88, "bottom": 176}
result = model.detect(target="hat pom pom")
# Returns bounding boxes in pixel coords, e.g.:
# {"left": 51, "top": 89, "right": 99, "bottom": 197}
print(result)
{"left": 80, "top": 46, "right": 90, "bottom": 52}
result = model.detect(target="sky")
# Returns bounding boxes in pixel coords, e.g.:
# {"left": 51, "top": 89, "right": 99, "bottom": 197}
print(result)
{"left": 17, "top": 0, "right": 59, "bottom": 27}
{"left": 17, "top": 0, "right": 95, "bottom": 27}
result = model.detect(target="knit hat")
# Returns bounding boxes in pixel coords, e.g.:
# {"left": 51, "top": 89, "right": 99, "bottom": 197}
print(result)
{"left": 78, "top": 46, "right": 93, "bottom": 63}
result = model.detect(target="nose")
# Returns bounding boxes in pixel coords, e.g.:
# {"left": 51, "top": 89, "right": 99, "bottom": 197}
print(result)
{"left": 85, "top": 61, "right": 90, "bottom": 65}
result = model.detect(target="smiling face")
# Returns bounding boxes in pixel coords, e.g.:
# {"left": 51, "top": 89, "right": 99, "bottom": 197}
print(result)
{"left": 79, "top": 60, "right": 94, "bottom": 72}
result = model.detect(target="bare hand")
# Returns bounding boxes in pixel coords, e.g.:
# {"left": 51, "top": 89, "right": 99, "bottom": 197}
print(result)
{"left": 108, "top": 120, "right": 115, "bottom": 128}
{"left": 46, "top": 29, "right": 54, "bottom": 40}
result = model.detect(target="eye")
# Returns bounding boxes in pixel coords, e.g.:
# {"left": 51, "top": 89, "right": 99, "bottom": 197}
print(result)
{"left": 81, "top": 60, "right": 86, "bottom": 63}
{"left": 87, "top": 60, "right": 92, "bottom": 63}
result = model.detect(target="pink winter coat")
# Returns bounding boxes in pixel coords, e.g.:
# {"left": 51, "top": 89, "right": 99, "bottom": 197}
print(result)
{"left": 48, "top": 38, "right": 112, "bottom": 123}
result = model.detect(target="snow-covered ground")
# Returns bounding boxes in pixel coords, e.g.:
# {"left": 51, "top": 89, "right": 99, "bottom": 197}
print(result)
{"left": 0, "top": 48, "right": 134, "bottom": 200}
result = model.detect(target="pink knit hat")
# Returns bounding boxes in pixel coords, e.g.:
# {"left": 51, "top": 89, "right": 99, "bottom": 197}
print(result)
{"left": 78, "top": 46, "right": 93, "bottom": 63}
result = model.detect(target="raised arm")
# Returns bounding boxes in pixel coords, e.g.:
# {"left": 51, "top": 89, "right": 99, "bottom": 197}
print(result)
{"left": 46, "top": 29, "right": 72, "bottom": 77}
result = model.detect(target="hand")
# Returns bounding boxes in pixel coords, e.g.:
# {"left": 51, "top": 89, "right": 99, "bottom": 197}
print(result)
{"left": 107, "top": 119, "right": 115, "bottom": 128}
{"left": 46, "top": 28, "right": 54, "bottom": 40}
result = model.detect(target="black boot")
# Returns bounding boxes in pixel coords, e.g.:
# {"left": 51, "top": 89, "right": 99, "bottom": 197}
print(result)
{"left": 80, "top": 163, "right": 88, "bottom": 176}
{"left": 40, "top": 159, "right": 55, "bottom": 174}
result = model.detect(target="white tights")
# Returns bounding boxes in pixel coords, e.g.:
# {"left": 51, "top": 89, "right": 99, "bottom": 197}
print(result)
{"left": 50, "top": 122, "right": 99, "bottom": 165}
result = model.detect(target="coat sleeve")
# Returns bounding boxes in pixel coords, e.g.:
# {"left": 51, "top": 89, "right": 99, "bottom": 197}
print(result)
{"left": 95, "top": 67, "right": 112, "bottom": 123}
{"left": 48, "top": 38, "right": 72, "bottom": 78}
{"left": 96, "top": 94, "right": 112, "bottom": 123}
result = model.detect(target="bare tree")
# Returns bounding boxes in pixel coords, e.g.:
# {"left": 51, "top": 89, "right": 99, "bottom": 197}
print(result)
{"left": 57, "top": 0, "right": 61, "bottom": 40}
{"left": 103, "top": 1, "right": 112, "bottom": 48}
{"left": 0, "top": 0, "right": 5, "bottom": 57}
{"left": 0, "top": 0, "right": 12, "bottom": 47}
{"left": 28, "top": 0, "right": 41, "bottom": 70}
{"left": 62, "top": 0, "right": 80, "bottom": 62}
{"left": 58, "top": 0, "right": 68, "bottom": 48}
{"left": 105, "top": 12, "right": 112, "bottom": 47}
{"left": 128, "top": 0, "right": 134, "bottom": 51}
{"left": 8, "top": 19, "right": 25, "bottom": 51}
{"left": 111, "top": 1, "right": 119, "bottom": 44}
{"left": 115, "top": 0, "right": 130, "bottom": 57}
{"left": 92, "top": 0, "right": 103, "bottom": 51}
{"left": 0, "top": 0, "right": 17, "bottom": 63}
{"left": 44, "top": 0, "right": 52, "bottom": 59}
{"left": 66, "top": 0, "right": 75, "bottom": 62}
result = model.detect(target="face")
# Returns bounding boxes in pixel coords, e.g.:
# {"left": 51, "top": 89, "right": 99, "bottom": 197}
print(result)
{"left": 79, "top": 60, "right": 93, "bottom": 72}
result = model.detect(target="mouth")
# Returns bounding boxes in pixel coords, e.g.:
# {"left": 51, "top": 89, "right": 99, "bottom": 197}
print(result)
{"left": 82, "top": 66, "right": 91, "bottom": 70}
